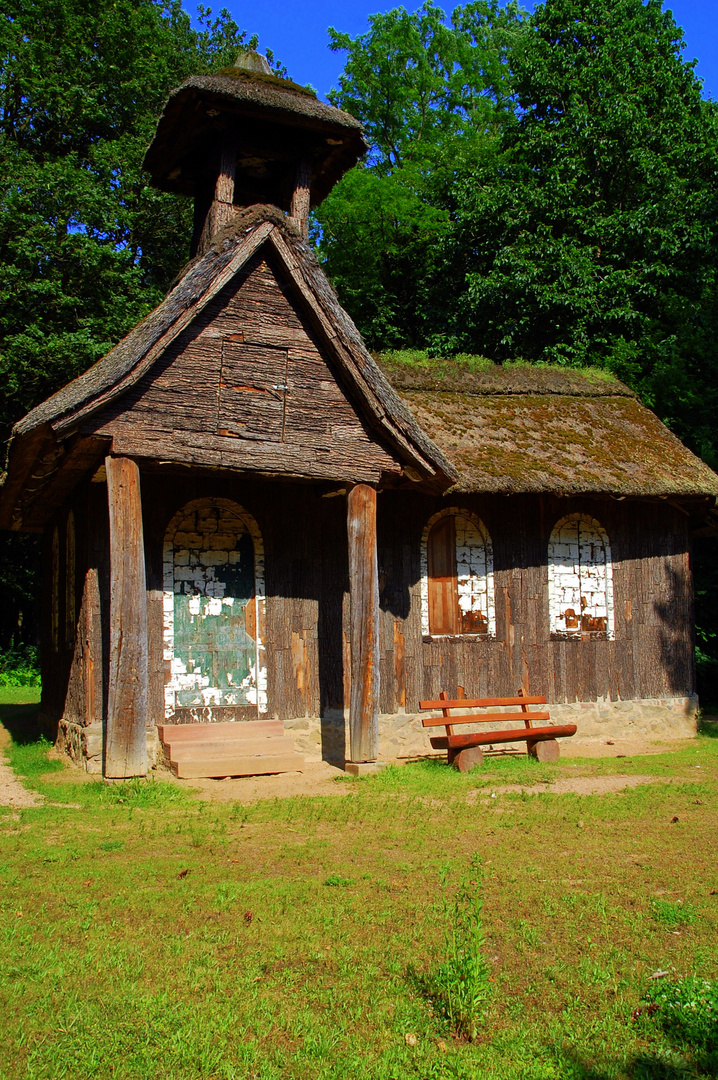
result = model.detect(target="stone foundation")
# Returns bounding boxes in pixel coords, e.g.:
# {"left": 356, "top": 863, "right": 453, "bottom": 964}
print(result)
{"left": 57, "top": 720, "right": 160, "bottom": 774}
{"left": 285, "top": 695, "right": 699, "bottom": 763}
{"left": 56, "top": 695, "right": 698, "bottom": 772}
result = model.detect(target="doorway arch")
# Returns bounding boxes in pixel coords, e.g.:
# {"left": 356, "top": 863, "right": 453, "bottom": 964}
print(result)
{"left": 162, "top": 498, "right": 267, "bottom": 720}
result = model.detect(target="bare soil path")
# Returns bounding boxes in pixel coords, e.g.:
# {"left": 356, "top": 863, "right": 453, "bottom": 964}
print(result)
{"left": 0, "top": 723, "right": 43, "bottom": 808}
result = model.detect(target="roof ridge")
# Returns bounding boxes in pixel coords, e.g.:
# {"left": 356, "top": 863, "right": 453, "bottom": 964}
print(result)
{"left": 379, "top": 361, "right": 637, "bottom": 400}
{"left": 7, "top": 205, "right": 454, "bottom": 486}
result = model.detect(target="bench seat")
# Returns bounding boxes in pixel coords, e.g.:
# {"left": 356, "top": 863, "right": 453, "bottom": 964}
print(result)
{"left": 419, "top": 690, "right": 576, "bottom": 771}
{"left": 430, "top": 723, "right": 578, "bottom": 751}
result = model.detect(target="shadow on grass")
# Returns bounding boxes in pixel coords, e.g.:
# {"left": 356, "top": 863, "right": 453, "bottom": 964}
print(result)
{"left": 697, "top": 717, "right": 718, "bottom": 738}
{"left": 0, "top": 701, "right": 42, "bottom": 745}
{"left": 562, "top": 1046, "right": 718, "bottom": 1079}
{"left": 362, "top": 753, "right": 559, "bottom": 795}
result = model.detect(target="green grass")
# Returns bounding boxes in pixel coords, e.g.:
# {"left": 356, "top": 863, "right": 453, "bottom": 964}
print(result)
{"left": 1, "top": 697, "right": 717, "bottom": 1078}
{"left": 0, "top": 685, "right": 41, "bottom": 704}
{"left": 375, "top": 349, "right": 619, "bottom": 384}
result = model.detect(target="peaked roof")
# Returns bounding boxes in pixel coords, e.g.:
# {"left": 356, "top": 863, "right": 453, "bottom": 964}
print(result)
{"left": 380, "top": 357, "right": 718, "bottom": 498}
{"left": 2, "top": 207, "right": 455, "bottom": 526}
{"left": 144, "top": 62, "right": 367, "bottom": 206}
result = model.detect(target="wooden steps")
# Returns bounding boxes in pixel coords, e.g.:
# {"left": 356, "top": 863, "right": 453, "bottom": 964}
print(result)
{"left": 157, "top": 720, "right": 304, "bottom": 779}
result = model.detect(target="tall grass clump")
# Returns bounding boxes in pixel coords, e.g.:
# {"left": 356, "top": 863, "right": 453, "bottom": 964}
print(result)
{"left": 430, "top": 855, "right": 490, "bottom": 1041}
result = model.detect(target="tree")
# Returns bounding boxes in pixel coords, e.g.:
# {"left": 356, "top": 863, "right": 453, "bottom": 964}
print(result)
{"left": 327, "top": 0, "right": 524, "bottom": 173}
{"left": 0, "top": 0, "right": 267, "bottom": 445}
{"left": 0, "top": 0, "right": 267, "bottom": 650}
{"left": 315, "top": 1, "right": 526, "bottom": 348}
{"left": 449, "top": 0, "right": 718, "bottom": 462}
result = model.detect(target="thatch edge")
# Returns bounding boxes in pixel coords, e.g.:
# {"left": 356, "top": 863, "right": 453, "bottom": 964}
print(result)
{"left": 8, "top": 206, "right": 455, "bottom": 484}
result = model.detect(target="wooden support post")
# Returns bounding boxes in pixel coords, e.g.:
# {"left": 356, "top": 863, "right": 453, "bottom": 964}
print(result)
{"left": 105, "top": 455, "right": 148, "bottom": 778}
{"left": 347, "top": 483, "right": 380, "bottom": 763}
{"left": 290, "top": 158, "right": 312, "bottom": 239}
{"left": 197, "top": 141, "right": 237, "bottom": 255}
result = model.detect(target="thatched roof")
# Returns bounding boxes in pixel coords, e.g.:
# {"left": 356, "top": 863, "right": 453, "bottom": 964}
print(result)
{"left": 144, "top": 55, "right": 367, "bottom": 207}
{"left": 379, "top": 357, "right": 718, "bottom": 498}
{"left": 4, "top": 206, "right": 717, "bottom": 534}
{"left": 0, "top": 206, "right": 455, "bottom": 531}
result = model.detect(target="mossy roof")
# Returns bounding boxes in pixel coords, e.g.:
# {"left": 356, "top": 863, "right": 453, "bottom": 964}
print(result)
{"left": 378, "top": 357, "right": 718, "bottom": 498}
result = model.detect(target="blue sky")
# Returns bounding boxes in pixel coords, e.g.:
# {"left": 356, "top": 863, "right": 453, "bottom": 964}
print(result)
{"left": 219, "top": 0, "right": 717, "bottom": 102}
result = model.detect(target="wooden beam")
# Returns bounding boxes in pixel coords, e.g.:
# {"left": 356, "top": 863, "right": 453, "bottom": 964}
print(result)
{"left": 105, "top": 455, "right": 148, "bottom": 777}
{"left": 347, "top": 483, "right": 379, "bottom": 762}
{"left": 290, "top": 158, "right": 312, "bottom": 239}
{"left": 196, "top": 140, "right": 238, "bottom": 255}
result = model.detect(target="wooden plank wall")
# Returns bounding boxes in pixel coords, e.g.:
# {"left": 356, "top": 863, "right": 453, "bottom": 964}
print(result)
{"left": 84, "top": 250, "right": 403, "bottom": 486}
{"left": 140, "top": 472, "right": 348, "bottom": 729}
{"left": 377, "top": 492, "right": 694, "bottom": 712}
{"left": 39, "top": 482, "right": 109, "bottom": 736}
{"left": 44, "top": 475, "right": 694, "bottom": 741}
{"left": 141, "top": 477, "right": 693, "bottom": 726}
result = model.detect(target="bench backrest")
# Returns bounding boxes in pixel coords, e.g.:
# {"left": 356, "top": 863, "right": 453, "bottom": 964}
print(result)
{"left": 419, "top": 690, "right": 548, "bottom": 729}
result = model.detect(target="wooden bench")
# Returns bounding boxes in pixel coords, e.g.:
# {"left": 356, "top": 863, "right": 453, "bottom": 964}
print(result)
{"left": 419, "top": 690, "right": 577, "bottom": 772}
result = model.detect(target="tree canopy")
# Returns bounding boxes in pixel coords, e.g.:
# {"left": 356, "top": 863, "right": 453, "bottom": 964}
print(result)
{"left": 451, "top": 0, "right": 718, "bottom": 461}
{"left": 317, "top": 0, "right": 718, "bottom": 463}
{"left": 0, "top": 0, "right": 267, "bottom": 648}
{"left": 316, "top": 1, "right": 525, "bottom": 349}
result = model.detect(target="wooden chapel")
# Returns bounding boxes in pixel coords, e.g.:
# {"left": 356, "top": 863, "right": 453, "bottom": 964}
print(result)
{"left": 0, "top": 52, "right": 456, "bottom": 777}
{"left": 2, "top": 52, "right": 718, "bottom": 780}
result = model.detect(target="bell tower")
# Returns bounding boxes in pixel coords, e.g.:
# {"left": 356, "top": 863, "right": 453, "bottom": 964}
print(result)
{"left": 144, "top": 51, "right": 367, "bottom": 255}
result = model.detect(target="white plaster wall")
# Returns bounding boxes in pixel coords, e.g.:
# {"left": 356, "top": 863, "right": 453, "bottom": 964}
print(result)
{"left": 548, "top": 514, "right": 614, "bottom": 637}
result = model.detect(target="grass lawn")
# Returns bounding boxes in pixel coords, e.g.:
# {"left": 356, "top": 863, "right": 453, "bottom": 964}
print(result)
{"left": 1, "top": 689, "right": 717, "bottom": 1080}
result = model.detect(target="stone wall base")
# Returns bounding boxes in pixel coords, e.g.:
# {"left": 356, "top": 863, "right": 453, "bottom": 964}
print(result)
{"left": 285, "top": 696, "right": 699, "bottom": 763}
{"left": 55, "top": 696, "right": 698, "bottom": 772}
{"left": 56, "top": 720, "right": 159, "bottom": 775}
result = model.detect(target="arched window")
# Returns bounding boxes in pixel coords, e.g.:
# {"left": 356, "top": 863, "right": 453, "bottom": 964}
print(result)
{"left": 162, "top": 498, "right": 267, "bottom": 719}
{"left": 421, "top": 509, "right": 495, "bottom": 637}
{"left": 548, "top": 514, "right": 614, "bottom": 638}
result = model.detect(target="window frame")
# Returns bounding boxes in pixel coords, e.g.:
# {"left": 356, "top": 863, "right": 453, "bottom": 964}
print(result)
{"left": 547, "top": 512, "right": 615, "bottom": 641}
{"left": 420, "top": 507, "right": 496, "bottom": 641}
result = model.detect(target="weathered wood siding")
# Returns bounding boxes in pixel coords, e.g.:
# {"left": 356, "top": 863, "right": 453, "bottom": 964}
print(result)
{"left": 40, "top": 483, "right": 109, "bottom": 736}
{"left": 43, "top": 476, "right": 694, "bottom": 743}
{"left": 142, "top": 479, "right": 693, "bottom": 722}
{"left": 377, "top": 493, "right": 694, "bottom": 711}
{"left": 140, "top": 473, "right": 348, "bottom": 730}
{"left": 84, "top": 249, "right": 403, "bottom": 486}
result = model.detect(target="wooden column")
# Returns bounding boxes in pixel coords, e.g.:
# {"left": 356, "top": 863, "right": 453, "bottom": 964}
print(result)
{"left": 347, "top": 483, "right": 380, "bottom": 762}
{"left": 105, "top": 455, "right": 148, "bottom": 778}
{"left": 290, "top": 158, "right": 312, "bottom": 239}
{"left": 197, "top": 140, "right": 237, "bottom": 255}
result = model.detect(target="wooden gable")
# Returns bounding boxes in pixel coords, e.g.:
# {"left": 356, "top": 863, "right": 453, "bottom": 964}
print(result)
{"left": 81, "top": 248, "right": 403, "bottom": 485}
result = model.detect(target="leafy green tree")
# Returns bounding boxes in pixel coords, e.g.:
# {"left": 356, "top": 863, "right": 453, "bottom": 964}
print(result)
{"left": 449, "top": 0, "right": 718, "bottom": 460}
{"left": 0, "top": 0, "right": 263, "bottom": 445}
{"left": 327, "top": 0, "right": 524, "bottom": 172}
{"left": 0, "top": 0, "right": 265, "bottom": 650}
{"left": 315, "top": 1, "right": 525, "bottom": 348}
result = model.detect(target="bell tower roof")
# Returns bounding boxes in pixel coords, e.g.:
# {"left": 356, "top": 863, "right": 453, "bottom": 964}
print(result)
{"left": 143, "top": 51, "right": 367, "bottom": 210}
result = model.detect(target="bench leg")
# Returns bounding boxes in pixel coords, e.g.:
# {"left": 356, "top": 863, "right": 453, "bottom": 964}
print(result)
{"left": 528, "top": 738, "right": 560, "bottom": 763}
{"left": 454, "top": 746, "right": 484, "bottom": 773}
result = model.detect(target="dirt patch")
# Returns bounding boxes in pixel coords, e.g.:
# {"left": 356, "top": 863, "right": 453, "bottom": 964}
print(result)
{"left": 467, "top": 774, "right": 672, "bottom": 800}
{"left": 166, "top": 760, "right": 355, "bottom": 803}
{"left": 0, "top": 725, "right": 43, "bottom": 808}
{"left": 561, "top": 737, "right": 691, "bottom": 758}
